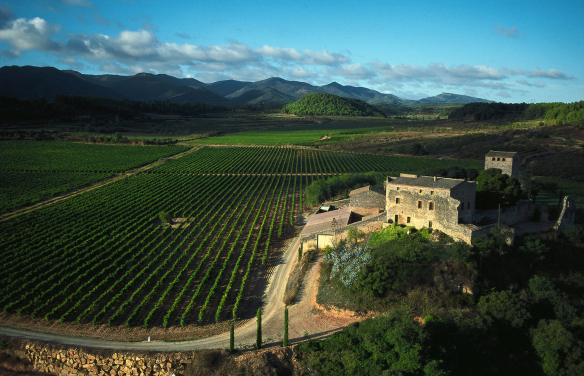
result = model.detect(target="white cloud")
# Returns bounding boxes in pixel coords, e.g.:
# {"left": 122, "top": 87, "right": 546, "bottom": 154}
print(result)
{"left": 256, "top": 45, "right": 302, "bottom": 60}
{"left": 493, "top": 24, "right": 522, "bottom": 38}
{"left": 516, "top": 78, "right": 547, "bottom": 88}
{"left": 303, "top": 49, "right": 349, "bottom": 65}
{"left": 58, "top": 0, "right": 95, "bottom": 8}
{"left": 325, "top": 63, "right": 375, "bottom": 79}
{"left": 503, "top": 67, "right": 575, "bottom": 79}
{"left": 497, "top": 91, "right": 511, "bottom": 98}
{"left": 0, "top": 17, "right": 61, "bottom": 56}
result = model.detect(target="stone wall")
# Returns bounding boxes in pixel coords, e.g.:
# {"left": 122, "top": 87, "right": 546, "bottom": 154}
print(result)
{"left": 22, "top": 342, "right": 188, "bottom": 376}
{"left": 301, "top": 213, "right": 386, "bottom": 249}
{"left": 554, "top": 196, "right": 577, "bottom": 234}
{"left": 485, "top": 155, "right": 520, "bottom": 177}
{"left": 473, "top": 202, "right": 549, "bottom": 226}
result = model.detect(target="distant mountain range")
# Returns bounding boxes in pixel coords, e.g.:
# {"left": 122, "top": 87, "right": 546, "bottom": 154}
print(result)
{"left": 0, "top": 65, "right": 494, "bottom": 106}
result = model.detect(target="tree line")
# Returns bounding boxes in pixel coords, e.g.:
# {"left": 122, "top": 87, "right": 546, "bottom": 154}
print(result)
{"left": 448, "top": 101, "right": 584, "bottom": 123}
{"left": 0, "top": 95, "right": 228, "bottom": 123}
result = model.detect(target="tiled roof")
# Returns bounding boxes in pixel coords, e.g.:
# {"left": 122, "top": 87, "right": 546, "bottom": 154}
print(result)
{"left": 301, "top": 207, "right": 353, "bottom": 235}
{"left": 387, "top": 176, "right": 465, "bottom": 190}
{"left": 485, "top": 150, "right": 518, "bottom": 158}
{"left": 349, "top": 185, "right": 384, "bottom": 196}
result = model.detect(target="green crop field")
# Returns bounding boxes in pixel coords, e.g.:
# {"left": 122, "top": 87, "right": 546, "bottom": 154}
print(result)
{"left": 0, "top": 142, "right": 482, "bottom": 329}
{"left": 0, "top": 171, "right": 113, "bottom": 213}
{"left": 189, "top": 122, "right": 396, "bottom": 146}
{"left": 0, "top": 141, "right": 189, "bottom": 212}
{"left": 0, "top": 141, "right": 189, "bottom": 172}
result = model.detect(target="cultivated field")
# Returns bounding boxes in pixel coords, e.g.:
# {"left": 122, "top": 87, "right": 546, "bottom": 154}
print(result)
{"left": 0, "top": 143, "right": 481, "bottom": 334}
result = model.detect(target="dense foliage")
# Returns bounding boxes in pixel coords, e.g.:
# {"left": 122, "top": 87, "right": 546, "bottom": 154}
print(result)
{"left": 449, "top": 102, "right": 529, "bottom": 121}
{"left": 524, "top": 101, "right": 584, "bottom": 123}
{"left": 304, "top": 171, "right": 385, "bottom": 206}
{"left": 476, "top": 168, "right": 523, "bottom": 210}
{"left": 447, "top": 101, "right": 584, "bottom": 124}
{"left": 281, "top": 93, "right": 386, "bottom": 117}
{"left": 351, "top": 224, "right": 473, "bottom": 298}
{"left": 299, "top": 226, "right": 584, "bottom": 376}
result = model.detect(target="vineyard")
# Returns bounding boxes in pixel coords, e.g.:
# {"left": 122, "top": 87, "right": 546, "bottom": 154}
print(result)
{"left": 0, "top": 141, "right": 188, "bottom": 212}
{"left": 0, "top": 143, "right": 481, "bottom": 330}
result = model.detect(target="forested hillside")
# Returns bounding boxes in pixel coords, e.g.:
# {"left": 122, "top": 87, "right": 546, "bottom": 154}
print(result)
{"left": 281, "top": 93, "right": 386, "bottom": 117}
{"left": 448, "top": 101, "right": 584, "bottom": 123}
{"left": 525, "top": 101, "right": 584, "bottom": 123}
{"left": 0, "top": 95, "right": 227, "bottom": 122}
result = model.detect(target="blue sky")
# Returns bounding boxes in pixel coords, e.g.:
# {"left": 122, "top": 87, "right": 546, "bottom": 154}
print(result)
{"left": 0, "top": 0, "right": 582, "bottom": 102}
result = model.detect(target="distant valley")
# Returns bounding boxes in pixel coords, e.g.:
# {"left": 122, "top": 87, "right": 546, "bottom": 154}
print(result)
{"left": 0, "top": 65, "right": 493, "bottom": 106}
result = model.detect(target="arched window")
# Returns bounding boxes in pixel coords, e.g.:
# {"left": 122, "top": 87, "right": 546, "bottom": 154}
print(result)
{"left": 497, "top": 157, "right": 500, "bottom": 161}
{"left": 502, "top": 158, "right": 506, "bottom": 161}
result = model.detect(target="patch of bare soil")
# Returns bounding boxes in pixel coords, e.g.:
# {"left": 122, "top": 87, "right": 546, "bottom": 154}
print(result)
{"left": 0, "top": 312, "right": 239, "bottom": 342}
{"left": 236, "top": 347, "right": 316, "bottom": 375}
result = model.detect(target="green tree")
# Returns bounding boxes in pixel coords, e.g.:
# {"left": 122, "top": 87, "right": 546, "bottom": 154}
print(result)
{"left": 256, "top": 307, "right": 262, "bottom": 349}
{"left": 347, "top": 226, "right": 365, "bottom": 244}
{"left": 477, "top": 290, "right": 531, "bottom": 328}
{"left": 518, "top": 237, "right": 549, "bottom": 270}
{"left": 531, "top": 319, "right": 583, "bottom": 376}
{"left": 476, "top": 169, "right": 522, "bottom": 209}
{"left": 229, "top": 322, "right": 235, "bottom": 353}
{"left": 158, "top": 211, "right": 171, "bottom": 224}
{"left": 283, "top": 307, "right": 289, "bottom": 347}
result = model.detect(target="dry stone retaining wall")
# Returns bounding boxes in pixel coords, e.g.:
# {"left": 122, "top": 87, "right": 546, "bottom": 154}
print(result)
{"left": 23, "top": 342, "right": 188, "bottom": 376}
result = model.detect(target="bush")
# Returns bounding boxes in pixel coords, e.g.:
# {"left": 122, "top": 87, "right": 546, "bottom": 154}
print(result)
{"left": 477, "top": 290, "right": 531, "bottom": 328}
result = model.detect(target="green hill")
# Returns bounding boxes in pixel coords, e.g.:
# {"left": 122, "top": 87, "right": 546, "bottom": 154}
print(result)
{"left": 281, "top": 93, "right": 386, "bottom": 117}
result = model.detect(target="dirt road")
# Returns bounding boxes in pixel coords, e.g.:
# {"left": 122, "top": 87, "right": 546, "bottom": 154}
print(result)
{"left": 0, "top": 234, "right": 362, "bottom": 351}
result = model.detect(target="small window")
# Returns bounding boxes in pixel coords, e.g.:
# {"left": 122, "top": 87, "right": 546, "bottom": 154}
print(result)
{"left": 418, "top": 201, "right": 422, "bottom": 209}
{"left": 492, "top": 157, "right": 495, "bottom": 161}
{"left": 428, "top": 202, "right": 434, "bottom": 210}
{"left": 497, "top": 157, "right": 500, "bottom": 161}
{"left": 407, "top": 216, "right": 411, "bottom": 224}
{"left": 396, "top": 197, "right": 400, "bottom": 204}
{"left": 502, "top": 158, "right": 506, "bottom": 161}
{"left": 419, "top": 189, "right": 422, "bottom": 193}
{"left": 395, "top": 214, "right": 399, "bottom": 223}
{"left": 428, "top": 221, "right": 433, "bottom": 228}
{"left": 396, "top": 187, "right": 400, "bottom": 190}
{"left": 430, "top": 191, "right": 434, "bottom": 195}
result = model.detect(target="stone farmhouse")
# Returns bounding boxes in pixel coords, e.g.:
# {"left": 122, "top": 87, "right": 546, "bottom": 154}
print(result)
{"left": 299, "top": 151, "right": 575, "bottom": 248}
{"left": 485, "top": 150, "right": 520, "bottom": 177}
{"left": 385, "top": 174, "right": 478, "bottom": 243}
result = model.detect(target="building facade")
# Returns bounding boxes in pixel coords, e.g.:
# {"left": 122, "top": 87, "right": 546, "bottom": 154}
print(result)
{"left": 386, "top": 174, "right": 477, "bottom": 243}
{"left": 485, "top": 151, "right": 520, "bottom": 177}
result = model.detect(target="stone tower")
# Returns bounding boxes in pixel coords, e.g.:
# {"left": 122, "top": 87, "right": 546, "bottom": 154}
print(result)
{"left": 485, "top": 151, "right": 520, "bottom": 177}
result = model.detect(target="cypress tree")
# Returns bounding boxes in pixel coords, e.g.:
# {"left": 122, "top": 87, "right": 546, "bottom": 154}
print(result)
{"left": 256, "top": 308, "right": 262, "bottom": 349}
{"left": 283, "top": 307, "right": 289, "bottom": 347}
{"left": 230, "top": 322, "right": 234, "bottom": 353}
